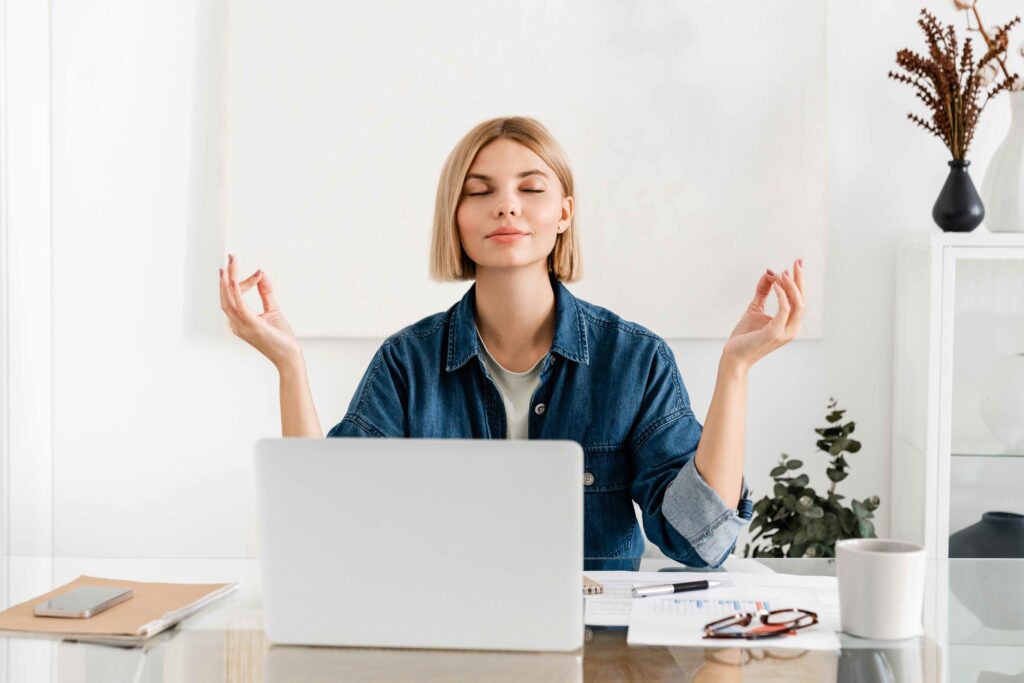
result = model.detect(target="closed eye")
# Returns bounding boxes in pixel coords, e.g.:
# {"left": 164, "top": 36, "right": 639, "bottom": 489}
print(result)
{"left": 466, "top": 189, "right": 545, "bottom": 196}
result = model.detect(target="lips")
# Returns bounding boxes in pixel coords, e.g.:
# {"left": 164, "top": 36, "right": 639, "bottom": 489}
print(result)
{"left": 487, "top": 227, "right": 527, "bottom": 237}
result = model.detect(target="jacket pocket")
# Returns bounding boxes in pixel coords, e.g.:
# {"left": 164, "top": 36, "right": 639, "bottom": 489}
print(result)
{"left": 582, "top": 446, "right": 632, "bottom": 492}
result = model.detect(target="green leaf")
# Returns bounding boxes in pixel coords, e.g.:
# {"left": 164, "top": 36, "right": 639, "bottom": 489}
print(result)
{"left": 839, "top": 508, "right": 855, "bottom": 534}
{"left": 791, "top": 474, "right": 810, "bottom": 488}
{"left": 773, "top": 530, "right": 793, "bottom": 546}
{"left": 770, "top": 466, "right": 788, "bottom": 477}
{"left": 865, "top": 495, "right": 880, "bottom": 510}
{"left": 753, "top": 498, "right": 770, "bottom": 516}
{"left": 852, "top": 499, "right": 868, "bottom": 518}
{"left": 774, "top": 483, "right": 787, "bottom": 498}
{"left": 805, "top": 506, "right": 825, "bottom": 519}
{"left": 829, "top": 438, "right": 850, "bottom": 455}
{"left": 846, "top": 439, "right": 862, "bottom": 453}
{"left": 827, "top": 469, "right": 848, "bottom": 483}
{"left": 786, "top": 459, "right": 804, "bottom": 470}
{"left": 857, "top": 518, "right": 876, "bottom": 538}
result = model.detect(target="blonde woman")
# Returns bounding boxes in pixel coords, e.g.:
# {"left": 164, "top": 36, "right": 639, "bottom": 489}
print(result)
{"left": 218, "top": 116, "right": 805, "bottom": 567}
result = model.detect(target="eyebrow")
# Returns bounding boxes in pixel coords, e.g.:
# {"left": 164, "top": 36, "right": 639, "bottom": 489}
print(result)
{"left": 464, "top": 169, "right": 549, "bottom": 182}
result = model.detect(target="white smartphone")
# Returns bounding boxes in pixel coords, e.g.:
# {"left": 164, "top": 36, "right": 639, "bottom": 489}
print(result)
{"left": 34, "top": 586, "right": 133, "bottom": 618}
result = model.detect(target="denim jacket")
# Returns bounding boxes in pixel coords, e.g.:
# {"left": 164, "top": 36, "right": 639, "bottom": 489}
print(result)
{"left": 327, "top": 272, "right": 753, "bottom": 568}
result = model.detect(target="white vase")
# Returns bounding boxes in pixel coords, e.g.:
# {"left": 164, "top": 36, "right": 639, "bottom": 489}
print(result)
{"left": 981, "top": 91, "right": 1024, "bottom": 233}
{"left": 979, "top": 352, "right": 1024, "bottom": 452}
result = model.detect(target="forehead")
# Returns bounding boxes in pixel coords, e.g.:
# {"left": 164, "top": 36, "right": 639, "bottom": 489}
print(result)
{"left": 465, "top": 139, "right": 552, "bottom": 179}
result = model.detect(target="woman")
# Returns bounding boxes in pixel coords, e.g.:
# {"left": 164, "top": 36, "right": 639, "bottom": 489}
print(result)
{"left": 218, "top": 116, "right": 805, "bottom": 567}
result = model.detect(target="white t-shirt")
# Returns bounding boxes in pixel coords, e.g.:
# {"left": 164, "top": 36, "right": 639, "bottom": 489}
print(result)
{"left": 474, "top": 324, "right": 544, "bottom": 440}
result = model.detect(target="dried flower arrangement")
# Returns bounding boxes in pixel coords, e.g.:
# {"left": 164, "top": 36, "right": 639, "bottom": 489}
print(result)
{"left": 888, "top": 7, "right": 1020, "bottom": 160}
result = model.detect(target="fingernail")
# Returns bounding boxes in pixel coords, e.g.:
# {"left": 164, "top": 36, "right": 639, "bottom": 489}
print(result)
{"left": 783, "top": 270, "right": 790, "bottom": 279}
{"left": 228, "top": 254, "right": 233, "bottom": 264}
{"left": 255, "top": 269, "right": 262, "bottom": 276}
{"left": 798, "top": 258, "right": 803, "bottom": 268}
{"left": 219, "top": 268, "right": 223, "bottom": 276}
{"left": 766, "top": 268, "right": 776, "bottom": 277}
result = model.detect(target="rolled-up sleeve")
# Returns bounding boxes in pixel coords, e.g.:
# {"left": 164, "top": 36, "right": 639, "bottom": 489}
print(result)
{"left": 326, "top": 341, "right": 407, "bottom": 438}
{"left": 630, "top": 341, "right": 753, "bottom": 568}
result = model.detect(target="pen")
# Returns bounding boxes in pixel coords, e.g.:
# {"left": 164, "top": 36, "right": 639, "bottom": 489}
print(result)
{"left": 631, "top": 579, "right": 725, "bottom": 599}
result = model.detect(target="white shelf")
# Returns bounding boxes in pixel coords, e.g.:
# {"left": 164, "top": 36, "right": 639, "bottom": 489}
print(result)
{"left": 892, "top": 236, "right": 1024, "bottom": 558}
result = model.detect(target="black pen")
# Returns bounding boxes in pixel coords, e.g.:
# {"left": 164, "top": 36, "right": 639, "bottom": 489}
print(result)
{"left": 631, "top": 579, "right": 725, "bottom": 599}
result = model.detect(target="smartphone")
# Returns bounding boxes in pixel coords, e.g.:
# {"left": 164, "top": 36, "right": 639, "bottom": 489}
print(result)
{"left": 34, "top": 586, "right": 133, "bottom": 618}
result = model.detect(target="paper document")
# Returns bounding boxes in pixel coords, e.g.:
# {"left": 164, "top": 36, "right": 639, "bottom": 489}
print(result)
{"left": 626, "top": 579, "right": 840, "bottom": 651}
{"left": 584, "top": 571, "right": 743, "bottom": 627}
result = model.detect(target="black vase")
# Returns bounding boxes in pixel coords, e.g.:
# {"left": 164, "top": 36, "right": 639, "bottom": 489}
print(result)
{"left": 932, "top": 159, "right": 985, "bottom": 232}
{"left": 949, "top": 511, "right": 1024, "bottom": 558}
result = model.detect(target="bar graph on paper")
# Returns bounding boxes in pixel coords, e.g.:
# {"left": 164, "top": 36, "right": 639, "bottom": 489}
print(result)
{"left": 653, "top": 598, "right": 774, "bottom": 616}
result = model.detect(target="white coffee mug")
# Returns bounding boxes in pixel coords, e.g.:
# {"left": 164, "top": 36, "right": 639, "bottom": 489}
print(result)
{"left": 836, "top": 538, "right": 927, "bottom": 640}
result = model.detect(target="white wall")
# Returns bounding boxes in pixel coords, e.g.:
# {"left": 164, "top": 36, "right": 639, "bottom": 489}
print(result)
{"left": 219, "top": 0, "right": 827, "bottom": 341}
{"left": 7, "top": 0, "right": 1022, "bottom": 559}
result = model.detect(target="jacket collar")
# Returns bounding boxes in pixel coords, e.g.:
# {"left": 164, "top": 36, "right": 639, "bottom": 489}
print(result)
{"left": 445, "top": 271, "right": 590, "bottom": 373}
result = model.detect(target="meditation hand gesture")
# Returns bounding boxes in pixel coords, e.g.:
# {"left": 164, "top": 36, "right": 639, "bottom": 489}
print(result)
{"left": 722, "top": 259, "right": 805, "bottom": 370}
{"left": 218, "top": 253, "right": 302, "bottom": 368}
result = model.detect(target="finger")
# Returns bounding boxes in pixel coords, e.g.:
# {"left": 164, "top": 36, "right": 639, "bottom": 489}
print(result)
{"left": 750, "top": 269, "right": 775, "bottom": 309}
{"left": 238, "top": 270, "right": 263, "bottom": 293}
{"left": 794, "top": 259, "right": 805, "bottom": 300}
{"left": 782, "top": 268, "right": 806, "bottom": 339}
{"left": 256, "top": 270, "right": 278, "bottom": 314}
{"left": 770, "top": 282, "right": 791, "bottom": 337}
{"left": 780, "top": 271, "right": 804, "bottom": 338}
{"left": 778, "top": 269, "right": 804, "bottom": 309}
{"left": 218, "top": 267, "right": 230, "bottom": 314}
{"left": 225, "top": 261, "right": 258, "bottom": 325}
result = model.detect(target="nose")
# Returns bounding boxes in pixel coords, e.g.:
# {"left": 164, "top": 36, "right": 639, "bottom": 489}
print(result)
{"left": 492, "top": 193, "right": 521, "bottom": 219}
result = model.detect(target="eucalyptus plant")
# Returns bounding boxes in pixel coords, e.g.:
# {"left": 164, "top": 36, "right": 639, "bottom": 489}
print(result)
{"left": 742, "top": 398, "right": 880, "bottom": 559}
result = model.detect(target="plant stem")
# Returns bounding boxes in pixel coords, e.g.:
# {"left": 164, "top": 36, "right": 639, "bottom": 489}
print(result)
{"left": 971, "top": 4, "right": 1013, "bottom": 81}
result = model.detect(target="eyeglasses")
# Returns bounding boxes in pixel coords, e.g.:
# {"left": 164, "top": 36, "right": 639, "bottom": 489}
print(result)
{"left": 703, "top": 608, "right": 818, "bottom": 640}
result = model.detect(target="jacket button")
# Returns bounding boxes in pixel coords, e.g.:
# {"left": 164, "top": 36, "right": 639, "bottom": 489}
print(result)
{"left": 583, "top": 471, "right": 595, "bottom": 486}
{"left": 534, "top": 403, "right": 546, "bottom": 415}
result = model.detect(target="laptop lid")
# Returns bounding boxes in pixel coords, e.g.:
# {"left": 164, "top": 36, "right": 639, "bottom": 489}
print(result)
{"left": 254, "top": 437, "right": 584, "bottom": 652}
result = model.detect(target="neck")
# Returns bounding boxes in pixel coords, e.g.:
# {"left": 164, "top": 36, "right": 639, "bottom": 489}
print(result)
{"left": 472, "top": 263, "right": 556, "bottom": 363}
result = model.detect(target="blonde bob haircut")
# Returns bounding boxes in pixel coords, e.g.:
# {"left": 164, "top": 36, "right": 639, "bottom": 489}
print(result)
{"left": 429, "top": 116, "right": 581, "bottom": 282}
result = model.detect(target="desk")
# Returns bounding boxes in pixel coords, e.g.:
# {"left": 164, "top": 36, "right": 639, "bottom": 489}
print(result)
{"left": 0, "top": 556, "right": 1021, "bottom": 681}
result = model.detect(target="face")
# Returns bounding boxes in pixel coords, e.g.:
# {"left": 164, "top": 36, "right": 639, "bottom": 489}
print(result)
{"left": 456, "top": 138, "right": 573, "bottom": 274}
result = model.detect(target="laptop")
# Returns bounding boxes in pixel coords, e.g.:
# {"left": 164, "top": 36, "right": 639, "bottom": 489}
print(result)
{"left": 254, "top": 437, "right": 584, "bottom": 652}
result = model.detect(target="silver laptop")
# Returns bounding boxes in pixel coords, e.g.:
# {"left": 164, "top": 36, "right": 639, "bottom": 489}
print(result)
{"left": 254, "top": 437, "right": 584, "bottom": 652}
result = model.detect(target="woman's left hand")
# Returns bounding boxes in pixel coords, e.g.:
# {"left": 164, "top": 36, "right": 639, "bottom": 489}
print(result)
{"left": 721, "top": 258, "right": 805, "bottom": 370}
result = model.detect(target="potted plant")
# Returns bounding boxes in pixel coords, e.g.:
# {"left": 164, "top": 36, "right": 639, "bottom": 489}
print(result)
{"left": 743, "top": 398, "right": 880, "bottom": 559}
{"left": 888, "top": 7, "right": 1019, "bottom": 232}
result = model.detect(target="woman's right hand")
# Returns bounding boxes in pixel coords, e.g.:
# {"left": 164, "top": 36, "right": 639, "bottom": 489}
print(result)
{"left": 219, "top": 253, "right": 302, "bottom": 369}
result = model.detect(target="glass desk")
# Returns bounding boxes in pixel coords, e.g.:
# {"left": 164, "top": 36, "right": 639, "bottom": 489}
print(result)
{"left": 0, "top": 555, "right": 1021, "bottom": 682}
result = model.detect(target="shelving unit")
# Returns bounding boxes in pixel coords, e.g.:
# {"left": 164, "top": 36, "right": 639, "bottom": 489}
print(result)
{"left": 892, "top": 230, "right": 1024, "bottom": 558}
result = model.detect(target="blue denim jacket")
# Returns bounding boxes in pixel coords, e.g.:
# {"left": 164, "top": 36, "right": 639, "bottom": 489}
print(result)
{"left": 327, "top": 272, "right": 753, "bottom": 568}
